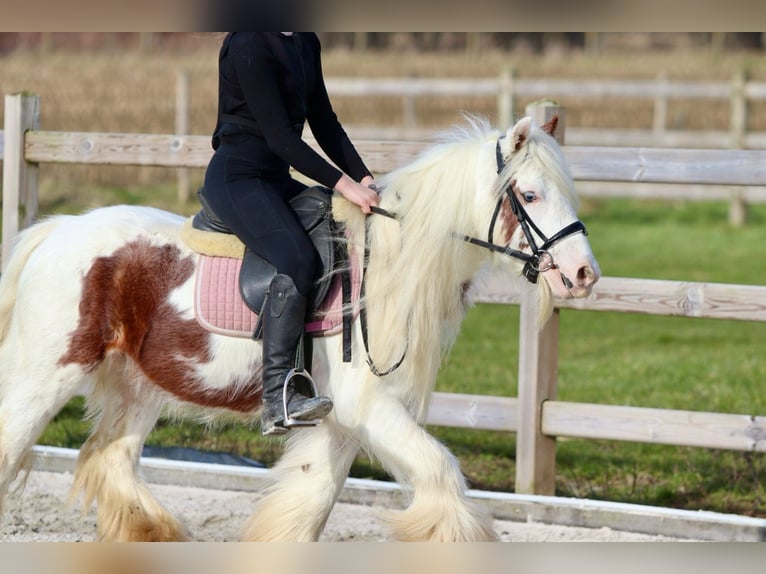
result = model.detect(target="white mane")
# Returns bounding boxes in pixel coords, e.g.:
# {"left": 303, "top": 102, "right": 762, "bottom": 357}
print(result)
{"left": 353, "top": 117, "right": 558, "bottom": 417}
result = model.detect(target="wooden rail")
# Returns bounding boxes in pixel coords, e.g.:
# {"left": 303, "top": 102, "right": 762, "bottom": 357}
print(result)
{"left": 324, "top": 72, "right": 766, "bottom": 150}
{"left": 542, "top": 402, "right": 766, "bottom": 452}
{"left": 476, "top": 274, "right": 766, "bottom": 322}
{"left": 427, "top": 394, "right": 766, "bottom": 453}
{"left": 16, "top": 129, "right": 766, "bottom": 228}
{"left": 4, "top": 93, "right": 766, "bottom": 498}
{"left": 19, "top": 131, "right": 766, "bottom": 186}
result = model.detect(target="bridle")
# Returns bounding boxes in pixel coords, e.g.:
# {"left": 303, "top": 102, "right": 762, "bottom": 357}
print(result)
{"left": 361, "top": 136, "right": 588, "bottom": 375}
{"left": 460, "top": 137, "right": 588, "bottom": 284}
{"left": 370, "top": 137, "right": 588, "bottom": 283}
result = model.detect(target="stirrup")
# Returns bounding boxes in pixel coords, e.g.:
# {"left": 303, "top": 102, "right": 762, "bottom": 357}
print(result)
{"left": 281, "top": 368, "right": 324, "bottom": 429}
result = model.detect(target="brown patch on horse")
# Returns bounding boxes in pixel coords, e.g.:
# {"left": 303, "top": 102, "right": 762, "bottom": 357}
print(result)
{"left": 499, "top": 196, "right": 519, "bottom": 245}
{"left": 59, "top": 239, "right": 262, "bottom": 413}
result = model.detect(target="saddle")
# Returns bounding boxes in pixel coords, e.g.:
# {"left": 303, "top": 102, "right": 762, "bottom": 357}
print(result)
{"left": 186, "top": 186, "right": 359, "bottom": 361}
{"left": 193, "top": 186, "right": 340, "bottom": 320}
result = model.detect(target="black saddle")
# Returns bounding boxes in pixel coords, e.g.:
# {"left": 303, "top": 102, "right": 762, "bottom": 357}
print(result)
{"left": 192, "top": 186, "right": 344, "bottom": 335}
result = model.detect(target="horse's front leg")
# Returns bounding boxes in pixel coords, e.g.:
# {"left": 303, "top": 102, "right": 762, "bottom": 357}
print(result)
{"left": 242, "top": 421, "right": 359, "bottom": 541}
{"left": 359, "top": 389, "right": 498, "bottom": 542}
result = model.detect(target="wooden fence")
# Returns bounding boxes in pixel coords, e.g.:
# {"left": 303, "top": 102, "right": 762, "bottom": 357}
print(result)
{"left": 323, "top": 71, "right": 766, "bottom": 225}
{"left": 3, "top": 93, "right": 766, "bottom": 497}
{"left": 325, "top": 70, "right": 766, "bottom": 149}
{"left": 7, "top": 70, "right": 766, "bottom": 223}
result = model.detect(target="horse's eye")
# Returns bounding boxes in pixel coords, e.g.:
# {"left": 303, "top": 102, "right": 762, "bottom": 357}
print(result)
{"left": 522, "top": 191, "right": 537, "bottom": 203}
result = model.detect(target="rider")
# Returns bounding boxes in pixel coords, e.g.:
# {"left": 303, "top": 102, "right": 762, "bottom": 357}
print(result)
{"left": 200, "top": 32, "right": 379, "bottom": 435}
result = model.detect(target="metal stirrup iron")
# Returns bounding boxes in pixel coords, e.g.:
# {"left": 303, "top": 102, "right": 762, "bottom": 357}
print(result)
{"left": 280, "top": 336, "right": 323, "bottom": 428}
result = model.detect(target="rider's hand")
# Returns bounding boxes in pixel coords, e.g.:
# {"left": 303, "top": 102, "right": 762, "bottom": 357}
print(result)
{"left": 334, "top": 174, "right": 380, "bottom": 215}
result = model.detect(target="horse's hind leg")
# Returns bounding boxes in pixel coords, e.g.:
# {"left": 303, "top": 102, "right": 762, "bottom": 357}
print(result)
{"left": 360, "top": 392, "right": 498, "bottom": 542}
{"left": 243, "top": 423, "right": 359, "bottom": 541}
{"left": 0, "top": 362, "right": 87, "bottom": 515}
{"left": 72, "top": 359, "right": 187, "bottom": 542}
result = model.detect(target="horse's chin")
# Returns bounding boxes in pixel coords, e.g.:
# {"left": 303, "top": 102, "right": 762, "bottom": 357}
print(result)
{"left": 542, "top": 268, "right": 593, "bottom": 300}
{"left": 567, "top": 285, "right": 594, "bottom": 299}
{"left": 541, "top": 269, "right": 571, "bottom": 300}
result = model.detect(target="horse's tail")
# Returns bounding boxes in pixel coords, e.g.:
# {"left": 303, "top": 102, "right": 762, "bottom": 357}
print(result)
{"left": 0, "top": 217, "right": 63, "bottom": 343}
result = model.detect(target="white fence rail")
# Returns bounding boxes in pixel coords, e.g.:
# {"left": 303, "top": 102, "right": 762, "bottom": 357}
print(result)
{"left": 3, "top": 93, "right": 766, "bottom": 496}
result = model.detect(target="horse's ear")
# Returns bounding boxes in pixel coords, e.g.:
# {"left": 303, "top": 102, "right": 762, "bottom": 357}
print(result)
{"left": 541, "top": 114, "right": 559, "bottom": 137}
{"left": 508, "top": 116, "right": 532, "bottom": 154}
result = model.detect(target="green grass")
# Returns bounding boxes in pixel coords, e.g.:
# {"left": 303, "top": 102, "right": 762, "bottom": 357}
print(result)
{"left": 36, "top": 194, "right": 766, "bottom": 517}
{"left": 427, "top": 198, "right": 766, "bottom": 514}
{"left": 430, "top": 304, "right": 766, "bottom": 514}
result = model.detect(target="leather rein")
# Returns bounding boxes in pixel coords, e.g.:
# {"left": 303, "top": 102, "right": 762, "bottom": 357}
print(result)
{"left": 360, "top": 136, "right": 588, "bottom": 376}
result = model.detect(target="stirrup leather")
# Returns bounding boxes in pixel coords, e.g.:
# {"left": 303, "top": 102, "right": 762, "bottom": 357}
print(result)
{"left": 281, "top": 369, "right": 323, "bottom": 429}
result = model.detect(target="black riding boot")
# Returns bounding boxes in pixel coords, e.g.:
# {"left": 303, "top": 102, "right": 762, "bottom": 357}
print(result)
{"left": 260, "top": 274, "right": 333, "bottom": 436}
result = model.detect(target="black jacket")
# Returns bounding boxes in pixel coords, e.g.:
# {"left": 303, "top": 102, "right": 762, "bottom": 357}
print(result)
{"left": 213, "top": 32, "right": 371, "bottom": 187}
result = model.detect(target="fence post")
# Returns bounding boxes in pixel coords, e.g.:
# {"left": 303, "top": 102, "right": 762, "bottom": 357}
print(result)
{"left": 516, "top": 300, "right": 560, "bottom": 495}
{"left": 514, "top": 100, "right": 565, "bottom": 495}
{"left": 525, "top": 100, "right": 566, "bottom": 146}
{"left": 653, "top": 73, "right": 668, "bottom": 139}
{"left": 496, "top": 67, "right": 516, "bottom": 129}
{"left": 729, "top": 68, "right": 749, "bottom": 226}
{"left": 2, "top": 93, "right": 40, "bottom": 273}
{"left": 353, "top": 32, "right": 369, "bottom": 52}
{"left": 176, "top": 69, "right": 191, "bottom": 203}
{"left": 730, "top": 68, "right": 748, "bottom": 149}
{"left": 402, "top": 75, "right": 417, "bottom": 134}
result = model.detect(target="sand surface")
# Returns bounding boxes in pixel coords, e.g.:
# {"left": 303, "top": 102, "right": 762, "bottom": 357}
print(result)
{"left": 1, "top": 470, "right": 694, "bottom": 542}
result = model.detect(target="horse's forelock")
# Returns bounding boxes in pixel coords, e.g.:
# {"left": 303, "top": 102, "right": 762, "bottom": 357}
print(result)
{"left": 496, "top": 125, "right": 578, "bottom": 210}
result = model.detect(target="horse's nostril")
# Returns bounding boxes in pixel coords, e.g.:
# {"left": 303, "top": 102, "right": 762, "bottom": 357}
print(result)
{"left": 577, "top": 265, "right": 597, "bottom": 286}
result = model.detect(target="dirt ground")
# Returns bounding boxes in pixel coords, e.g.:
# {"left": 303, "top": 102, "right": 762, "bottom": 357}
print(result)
{"left": 0, "top": 470, "right": 695, "bottom": 542}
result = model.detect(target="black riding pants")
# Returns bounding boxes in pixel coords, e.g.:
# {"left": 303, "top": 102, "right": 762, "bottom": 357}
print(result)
{"left": 202, "top": 152, "right": 318, "bottom": 298}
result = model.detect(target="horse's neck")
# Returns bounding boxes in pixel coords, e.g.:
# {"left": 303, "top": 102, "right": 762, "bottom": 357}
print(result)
{"left": 365, "top": 169, "right": 485, "bottom": 331}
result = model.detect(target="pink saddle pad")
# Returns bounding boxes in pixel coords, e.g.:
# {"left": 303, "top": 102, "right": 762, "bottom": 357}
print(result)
{"left": 194, "top": 254, "right": 361, "bottom": 338}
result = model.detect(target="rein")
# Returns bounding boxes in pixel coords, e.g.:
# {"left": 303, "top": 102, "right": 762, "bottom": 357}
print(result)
{"left": 360, "top": 205, "right": 407, "bottom": 377}
{"left": 359, "top": 136, "right": 588, "bottom": 375}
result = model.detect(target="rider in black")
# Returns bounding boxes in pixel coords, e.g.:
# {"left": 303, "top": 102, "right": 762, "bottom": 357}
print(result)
{"left": 200, "top": 32, "right": 379, "bottom": 435}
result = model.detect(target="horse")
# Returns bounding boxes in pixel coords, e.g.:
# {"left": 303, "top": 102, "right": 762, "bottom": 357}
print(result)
{"left": 0, "top": 115, "right": 599, "bottom": 542}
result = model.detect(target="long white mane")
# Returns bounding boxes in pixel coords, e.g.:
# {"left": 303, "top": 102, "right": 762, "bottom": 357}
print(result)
{"left": 331, "top": 116, "right": 579, "bottom": 418}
